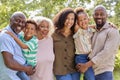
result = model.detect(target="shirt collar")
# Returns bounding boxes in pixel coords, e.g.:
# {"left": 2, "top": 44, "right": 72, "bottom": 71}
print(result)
{"left": 95, "top": 22, "right": 109, "bottom": 32}
{"left": 4, "top": 25, "right": 19, "bottom": 37}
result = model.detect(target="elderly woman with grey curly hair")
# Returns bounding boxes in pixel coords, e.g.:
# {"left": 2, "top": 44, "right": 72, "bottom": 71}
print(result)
{"left": 30, "top": 16, "right": 55, "bottom": 80}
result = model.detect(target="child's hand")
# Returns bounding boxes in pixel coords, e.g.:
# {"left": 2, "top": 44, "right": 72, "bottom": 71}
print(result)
{"left": 76, "top": 63, "right": 89, "bottom": 73}
{"left": 109, "top": 22, "right": 117, "bottom": 29}
{"left": 89, "top": 25, "right": 96, "bottom": 29}
{"left": 25, "top": 66, "right": 36, "bottom": 75}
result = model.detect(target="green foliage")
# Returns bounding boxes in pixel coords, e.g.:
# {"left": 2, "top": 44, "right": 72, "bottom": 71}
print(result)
{"left": 115, "top": 50, "right": 120, "bottom": 68}
{"left": 114, "top": 1, "right": 120, "bottom": 27}
{"left": 114, "top": 68, "right": 120, "bottom": 80}
{"left": 0, "top": 0, "right": 120, "bottom": 29}
{"left": 0, "top": 0, "right": 26, "bottom": 29}
{"left": 0, "top": 0, "right": 92, "bottom": 29}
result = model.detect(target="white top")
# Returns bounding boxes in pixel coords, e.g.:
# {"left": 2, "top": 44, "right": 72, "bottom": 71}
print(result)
{"left": 73, "top": 27, "right": 93, "bottom": 54}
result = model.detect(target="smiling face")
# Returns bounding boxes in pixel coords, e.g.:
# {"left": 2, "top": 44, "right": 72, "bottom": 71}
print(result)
{"left": 10, "top": 12, "right": 26, "bottom": 34}
{"left": 24, "top": 23, "right": 36, "bottom": 39}
{"left": 38, "top": 20, "right": 49, "bottom": 38}
{"left": 64, "top": 13, "right": 75, "bottom": 29}
{"left": 77, "top": 13, "right": 89, "bottom": 29}
{"left": 93, "top": 7, "right": 107, "bottom": 30}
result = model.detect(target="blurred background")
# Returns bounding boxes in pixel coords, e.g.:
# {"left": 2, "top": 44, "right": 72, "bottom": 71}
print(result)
{"left": 0, "top": 0, "right": 120, "bottom": 79}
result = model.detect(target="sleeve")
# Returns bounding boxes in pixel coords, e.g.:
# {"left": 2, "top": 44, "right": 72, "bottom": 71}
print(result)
{"left": 23, "top": 37, "right": 38, "bottom": 51}
{"left": 91, "top": 28, "right": 120, "bottom": 64}
{"left": 0, "top": 34, "right": 14, "bottom": 55}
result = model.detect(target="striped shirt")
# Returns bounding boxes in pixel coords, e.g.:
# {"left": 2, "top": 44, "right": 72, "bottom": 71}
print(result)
{"left": 20, "top": 35, "right": 38, "bottom": 67}
{"left": 73, "top": 27, "right": 93, "bottom": 54}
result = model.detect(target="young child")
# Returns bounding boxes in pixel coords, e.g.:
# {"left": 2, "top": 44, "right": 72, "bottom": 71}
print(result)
{"left": 6, "top": 19, "right": 38, "bottom": 80}
{"left": 73, "top": 7, "right": 95, "bottom": 80}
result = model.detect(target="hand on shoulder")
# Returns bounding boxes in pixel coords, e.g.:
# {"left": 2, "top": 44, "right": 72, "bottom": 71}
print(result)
{"left": 108, "top": 22, "right": 118, "bottom": 29}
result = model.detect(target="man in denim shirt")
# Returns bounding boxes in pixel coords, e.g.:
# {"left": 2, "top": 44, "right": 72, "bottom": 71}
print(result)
{"left": 0, "top": 12, "right": 35, "bottom": 80}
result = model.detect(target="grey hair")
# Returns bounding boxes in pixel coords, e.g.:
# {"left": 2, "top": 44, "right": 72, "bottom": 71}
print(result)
{"left": 31, "top": 16, "right": 55, "bottom": 36}
{"left": 10, "top": 11, "right": 26, "bottom": 19}
{"left": 93, "top": 5, "right": 107, "bottom": 14}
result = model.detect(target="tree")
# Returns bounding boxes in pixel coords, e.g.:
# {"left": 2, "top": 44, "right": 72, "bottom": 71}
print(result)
{"left": 0, "top": 0, "right": 91, "bottom": 29}
{"left": 0, "top": 0, "right": 120, "bottom": 29}
{"left": 0, "top": 0, "right": 26, "bottom": 28}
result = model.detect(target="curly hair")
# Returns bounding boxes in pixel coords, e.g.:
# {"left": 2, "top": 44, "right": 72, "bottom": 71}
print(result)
{"left": 74, "top": 7, "right": 85, "bottom": 15}
{"left": 31, "top": 16, "right": 54, "bottom": 36}
{"left": 25, "top": 19, "right": 38, "bottom": 30}
{"left": 74, "top": 7, "right": 89, "bottom": 19}
{"left": 53, "top": 7, "right": 77, "bottom": 33}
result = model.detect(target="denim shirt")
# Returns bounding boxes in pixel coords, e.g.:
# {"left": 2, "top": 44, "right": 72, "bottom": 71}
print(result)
{"left": 0, "top": 25, "right": 25, "bottom": 80}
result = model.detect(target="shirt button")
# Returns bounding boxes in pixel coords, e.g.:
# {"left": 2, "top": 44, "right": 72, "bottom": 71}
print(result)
{"left": 64, "top": 57, "right": 67, "bottom": 59}
{"left": 65, "top": 49, "right": 67, "bottom": 51}
{"left": 64, "top": 65, "right": 67, "bottom": 67}
{"left": 65, "top": 41, "right": 67, "bottom": 43}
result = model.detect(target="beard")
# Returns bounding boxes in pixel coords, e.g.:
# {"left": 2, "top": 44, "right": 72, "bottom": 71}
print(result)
{"left": 96, "top": 23, "right": 105, "bottom": 29}
{"left": 94, "top": 18, "right": 106, "bottom": 30}
{"left": 95, "top": 20, "right": 106, "bottom": 30}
